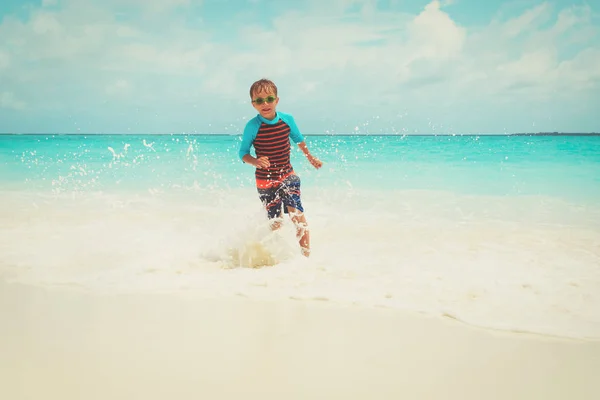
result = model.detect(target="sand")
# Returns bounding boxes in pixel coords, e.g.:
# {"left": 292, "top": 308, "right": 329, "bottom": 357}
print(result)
{"left": 1, "top": 279, "right": 599, "bottom": 400}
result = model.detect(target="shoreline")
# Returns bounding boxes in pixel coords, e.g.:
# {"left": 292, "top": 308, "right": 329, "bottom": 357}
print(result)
{"left": 1, "top": 132, "right": 599, "bottom": 136}
{"left": 2, "top": 279, "right": 599, "bottom": 400}
{"left": 4, "top": 277, "right": 599, "bottom": 343}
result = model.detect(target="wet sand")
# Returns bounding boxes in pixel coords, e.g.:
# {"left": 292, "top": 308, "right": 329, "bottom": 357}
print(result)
{"left": 1, "top": 280, "right": 598, "bottom": 400}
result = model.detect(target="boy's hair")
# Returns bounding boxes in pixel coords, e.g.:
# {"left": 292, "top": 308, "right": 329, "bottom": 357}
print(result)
{"left": 249, "top": 78, "right": 278, "bottom": 98}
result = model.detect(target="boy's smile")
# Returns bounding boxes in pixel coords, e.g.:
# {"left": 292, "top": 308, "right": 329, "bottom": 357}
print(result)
{"left": 251, "top": 89, "right": 279, "bottom": 120}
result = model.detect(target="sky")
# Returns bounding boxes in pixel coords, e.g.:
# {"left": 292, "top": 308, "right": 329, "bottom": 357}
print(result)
{"left": 0, "top": 0, "right": 599, "bottom": 134}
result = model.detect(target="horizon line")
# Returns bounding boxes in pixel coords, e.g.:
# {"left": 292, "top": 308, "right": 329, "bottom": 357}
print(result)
{"left": 0, "top": 132, "right": 599, "bottom": 136}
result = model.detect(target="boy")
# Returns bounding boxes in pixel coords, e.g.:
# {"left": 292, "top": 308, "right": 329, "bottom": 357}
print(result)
{"left": 238, "top": 78, "right": 323, "bottom": 257}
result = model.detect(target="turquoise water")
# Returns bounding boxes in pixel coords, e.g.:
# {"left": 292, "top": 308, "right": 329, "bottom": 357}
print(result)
{"left": 1, "top": 133, "right": 599, "bottom": 339}
{"left": 1, "top": 134, "right": 599, "bottom": 201}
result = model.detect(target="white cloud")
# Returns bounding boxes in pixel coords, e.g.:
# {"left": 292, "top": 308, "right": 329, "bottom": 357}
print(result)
{"left": 495, "top": 49, "right": 558, "bottom": 97}
{"left": 106, "top": 79, "right": 132, "bottom": 96}
{"left": 406, "top": 0, "right": 466, "bottom": 59}
{"left": 229, "top": 1, "right": 466, "bottom": 99}
{"left": 31, "top": 12, "right": 63, "bottom": 35}
{"left": 556, "top": 48, "right": 600, "bottom": 90}
{"left": 123, "top": 0, "right": 192, "bottom": 14}
{"left": 62, "top": 0, "right": 193, "bottom": 11}
{"left": 553, "top": 5, "right": 588, "bottom": 34}
{"left": 501, "top": 3, "right": 552, "bottom": 38}
{"left": 0, "top": 0, "right": 597, "bottom": 133}
{"left": 0, "top": 51, "right": 9, "bottom": 69}
{"left": 0, "top": 92, "right": 26, "bottom": 110}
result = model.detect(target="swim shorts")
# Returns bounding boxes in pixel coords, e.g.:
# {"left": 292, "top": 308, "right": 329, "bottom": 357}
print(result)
{"left": 257, "top": 174, "right": 304, "bottom": 219}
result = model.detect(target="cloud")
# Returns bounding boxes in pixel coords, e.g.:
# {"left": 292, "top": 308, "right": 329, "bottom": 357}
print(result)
{"left": 500, "top": 3, "right": 552, "bottom": 38}
{"left": 0, "top": 51, "right": 9, "bottom": 69}
{"left": 0, "top": 92, "right": 26, "bottom": 110}
{"left": 106, "top": 79, "right": 133, "bottom": 96}
{"left": 557, "top": 48, "right": 600, "bottom": 89}
{"left": 59, "top": 0, "right": 194, "bottom": 13}
{"left": 0, "top": 0, "right": 598, "bottom": 133}
{"left": 406, "top": 0, "right": 466, "bottom": 59}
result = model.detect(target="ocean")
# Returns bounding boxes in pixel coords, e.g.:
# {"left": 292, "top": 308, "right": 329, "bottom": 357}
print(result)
{"left": 1, "top": 133, "right": 599, "bottom": 339}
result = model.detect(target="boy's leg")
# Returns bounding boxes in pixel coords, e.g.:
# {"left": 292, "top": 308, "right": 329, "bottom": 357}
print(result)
{"left": 257, "top": 186, "right": 283, "bottom": 229}
{"left": 287, "top": 206, "right": 310, "bottom": 256}
{"left": 280, "top": 174, "right": 310, "bottom": 257}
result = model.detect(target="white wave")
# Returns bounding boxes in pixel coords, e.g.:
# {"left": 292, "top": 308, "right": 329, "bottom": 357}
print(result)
{"left": 0, "top": 188, "right": 599, "bottom": 340}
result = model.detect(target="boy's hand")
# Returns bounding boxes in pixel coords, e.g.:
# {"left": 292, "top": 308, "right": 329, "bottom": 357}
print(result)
{"left": 255, "top": 156, "right": 270, "bottom": 169}
{"left": 308, "top": 155, "right": 323, "bottom": 169}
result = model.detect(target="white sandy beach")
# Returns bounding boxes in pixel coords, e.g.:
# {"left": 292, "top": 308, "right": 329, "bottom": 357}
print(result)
{"left": 1, "top": 279, "right": 599, "bottom": 400}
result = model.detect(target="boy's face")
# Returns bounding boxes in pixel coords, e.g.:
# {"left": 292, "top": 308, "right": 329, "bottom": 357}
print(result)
{"left": 251, "top": 88, "right": 279, "bottom": 120}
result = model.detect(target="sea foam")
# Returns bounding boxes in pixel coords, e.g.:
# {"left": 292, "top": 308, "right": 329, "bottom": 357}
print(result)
{"left": 1, "top": 187, "right": 598, "bottom": 340}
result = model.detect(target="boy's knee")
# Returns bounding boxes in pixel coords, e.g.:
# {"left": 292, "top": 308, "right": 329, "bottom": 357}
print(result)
{"left": 286, "top": 206, "right": 303, "bottom": 217}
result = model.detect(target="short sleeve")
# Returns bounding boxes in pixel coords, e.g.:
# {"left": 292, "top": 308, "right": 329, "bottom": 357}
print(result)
{"left": 239, "top": 118, "right": 260, "bottom": 161}
{"left": 279, "top": 112, "right": 305, "bottom": 143}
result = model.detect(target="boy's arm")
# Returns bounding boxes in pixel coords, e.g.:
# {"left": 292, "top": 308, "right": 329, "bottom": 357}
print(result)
{"left": 280, "top": 113, "right": 323, "bottom": 169}
{"left": 242, "top": 153, "right": 258, "bottom": 166}
{"left": 282, "top": 113, "right": 305, "bottom": 144}
{"left": 239, "top": 119, "right": 259, "bottom": 164}
{"left": 297, "top": 141, "right": 323, "bottom": 169}
{"left": 239, "top": 118, "right": 270, "bottom": 169}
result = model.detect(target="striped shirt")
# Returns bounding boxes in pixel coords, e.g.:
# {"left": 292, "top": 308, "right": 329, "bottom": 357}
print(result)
{"left": 239, "top": 112, "right": 305, "bottom": 188}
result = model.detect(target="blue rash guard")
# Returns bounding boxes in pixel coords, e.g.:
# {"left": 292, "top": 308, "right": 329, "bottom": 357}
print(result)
{"left": 238, "top": 112, "right": 304, "bottom": 161}
{"left": 239, "top": 111, "right": 306, "bottom": 187}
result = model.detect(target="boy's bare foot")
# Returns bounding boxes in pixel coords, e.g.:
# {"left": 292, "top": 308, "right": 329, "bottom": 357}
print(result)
{"left": 300, "top": 247, "right": 310, "bottom": 257}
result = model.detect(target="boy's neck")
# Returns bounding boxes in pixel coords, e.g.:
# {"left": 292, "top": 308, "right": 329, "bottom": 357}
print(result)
{"left": 258, "top": 112, "right": 279, "bottom": 123}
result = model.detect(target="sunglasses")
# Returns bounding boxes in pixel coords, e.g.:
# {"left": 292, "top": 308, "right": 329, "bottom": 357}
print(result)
{"left": 252, "top": 95, "right": 277, "bottom": 105}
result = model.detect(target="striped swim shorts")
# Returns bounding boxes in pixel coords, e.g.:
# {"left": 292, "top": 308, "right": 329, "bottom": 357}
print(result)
{"left": 257, "top": 173, "right": 304, "bottom": 219}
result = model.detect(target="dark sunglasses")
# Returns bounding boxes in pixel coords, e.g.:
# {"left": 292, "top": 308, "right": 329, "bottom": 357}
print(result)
{"left": 252, "top": 95, "right": 276, "bottom": 105}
